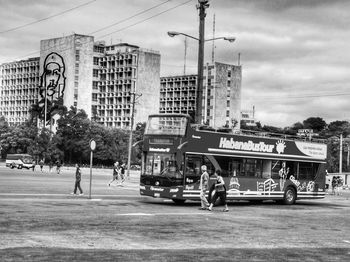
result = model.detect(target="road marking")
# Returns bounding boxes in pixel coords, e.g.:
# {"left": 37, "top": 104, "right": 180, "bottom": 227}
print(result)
{"left": 343, "top": 240, "right": 350, "bottom": 244}
{"left": 116, "top": 212, "right": 212, "bottom": 216}
{"left": 0, "top": 193, "right": 138, "bottom": 197}
{"left": 119, "top": 213, "right": 155, "bottom": 216}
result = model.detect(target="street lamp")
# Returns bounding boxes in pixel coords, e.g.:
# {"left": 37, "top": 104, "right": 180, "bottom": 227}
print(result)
{"left": 168, "top": 31, "right": 236, "bottom": 43}
{"left": 167, "top": 0, "right": 235, "bottom": 124}
{"left": 168, "top": 30, "right": 235, "bottom": 124}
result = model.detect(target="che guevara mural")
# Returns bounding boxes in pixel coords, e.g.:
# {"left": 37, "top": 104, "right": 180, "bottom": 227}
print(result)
{"left": 38, "top": 52, "right": 66, "bottom": 124}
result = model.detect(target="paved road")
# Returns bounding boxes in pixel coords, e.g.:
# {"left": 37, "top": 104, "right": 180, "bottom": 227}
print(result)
{"left": 1, "top": 166, "right": 350, "bottom": 261}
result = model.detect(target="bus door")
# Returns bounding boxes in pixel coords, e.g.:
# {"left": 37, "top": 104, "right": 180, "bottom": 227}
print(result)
{"left": 184, "top": 154, "right": 215, "bottom": 190}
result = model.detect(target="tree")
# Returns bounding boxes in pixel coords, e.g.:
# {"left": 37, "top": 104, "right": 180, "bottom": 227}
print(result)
{"left": 303, "top": 117, "right": 327, "bottom": 132}
{"left": 132, "top": 122, "right": 146, "bottom": 164}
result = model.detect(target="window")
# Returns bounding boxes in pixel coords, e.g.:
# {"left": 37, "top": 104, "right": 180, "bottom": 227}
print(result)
{"left": 227, "top": 100, "right": 230, "bottom": 107}
{"left": 144, "top": 153, "right": 182, "bottom": 180}
{"left": 228, "top": 70, "right": 231, "bottom": 78}
{"left": 75, "top": 50, "right": 80, "bottom": 61}
{"left": 241, "top": 159, "right": 263, "bottom": 177}
{"left": 185, "top": 154, "right": 215, "bottom": 180}
{"left": 207, "top": 99, "right": 210, "bottom": 106}
{"left": 227, "top": 80, "right": 231, "bottom": 87}
{"left": 93, "top": 69, "right": 98, "bottom": 77}
{"left": 93, "top": 57, "right": 99, "bottom": 65}
{"left": 226, "top": 110, "right": 230, "bottom": 117}
{"left": 92, "top": 93, "right": 98, "bottom": 101}
{"left": 299, "top": 162, "right": 319, "bottom": 180}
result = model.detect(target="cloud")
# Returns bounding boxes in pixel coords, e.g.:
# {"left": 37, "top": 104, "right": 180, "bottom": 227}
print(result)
{"left": 0, "top": 0, "right": 349, "bottom": 128}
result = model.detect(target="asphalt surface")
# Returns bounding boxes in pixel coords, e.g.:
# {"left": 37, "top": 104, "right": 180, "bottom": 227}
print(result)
{"left": 0, "top": 165, "right": 350, "bottom": 261}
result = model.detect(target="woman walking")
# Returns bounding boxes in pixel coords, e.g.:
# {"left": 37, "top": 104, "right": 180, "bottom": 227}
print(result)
{"left": 208, "top": 170, "right": 229, "bottom": 212}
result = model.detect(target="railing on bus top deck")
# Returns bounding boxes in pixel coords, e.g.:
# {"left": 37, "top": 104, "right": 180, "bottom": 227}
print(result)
{"left": 190, "top": 124, "right": 326, "bottom": 144}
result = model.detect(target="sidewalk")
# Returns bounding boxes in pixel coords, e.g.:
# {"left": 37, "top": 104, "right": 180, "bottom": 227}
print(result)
{"left": 0, "top": 162, "right": 141, "bottom": 182}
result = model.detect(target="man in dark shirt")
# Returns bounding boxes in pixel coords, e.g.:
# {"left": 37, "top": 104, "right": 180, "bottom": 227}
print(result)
{"left": 71, "top": 164, "right": 83, "bottom": 195}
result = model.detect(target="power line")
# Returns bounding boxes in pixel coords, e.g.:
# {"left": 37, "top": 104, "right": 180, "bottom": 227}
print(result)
{"left": 89, "top": 0, "right": 172, "bottom": 35}
{"left": 5, "top": 0, "right": 193, "bottom": 62}
{"left": 96, "top": 0, "right": 193, "bottom": 38}
{"left": 0, "top": 0, "right": 97, "bottom": 34}
{"left": 247, "top": 92, "right": 350, "bottom": 101}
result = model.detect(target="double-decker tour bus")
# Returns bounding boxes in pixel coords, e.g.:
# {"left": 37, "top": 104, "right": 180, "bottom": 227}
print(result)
{"left": 139, "top": 114, "right": 328, "bottom": 205}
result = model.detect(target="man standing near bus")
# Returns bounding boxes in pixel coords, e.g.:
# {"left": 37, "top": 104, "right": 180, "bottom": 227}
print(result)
{"left": 199, "top": 165, "right": 210, "bottom": 210}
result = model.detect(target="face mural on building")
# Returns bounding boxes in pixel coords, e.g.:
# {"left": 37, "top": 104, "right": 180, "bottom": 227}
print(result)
{"left": 38, "top": 52, "right": 66, "bottom": 123}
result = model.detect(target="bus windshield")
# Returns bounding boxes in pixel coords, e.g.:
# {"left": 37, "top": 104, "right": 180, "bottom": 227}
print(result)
{"left": 145, "top": 116, "right": 187, "bottom": 136}
{"left": 144, "top": 153, "right": 182, "bottom": 179}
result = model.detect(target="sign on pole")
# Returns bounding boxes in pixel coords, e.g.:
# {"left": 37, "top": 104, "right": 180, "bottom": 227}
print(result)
{"left": 89, "top": 139, "right": 96, "bottom": 199}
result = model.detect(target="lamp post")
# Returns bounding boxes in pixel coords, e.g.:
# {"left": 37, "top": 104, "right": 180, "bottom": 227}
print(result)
{"left": 167, "top": 30, "right": 235, "bottom": 124}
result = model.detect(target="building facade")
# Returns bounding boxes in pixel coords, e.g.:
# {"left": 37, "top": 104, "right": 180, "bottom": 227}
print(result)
{"left": 160, "top": 62, "right": 242, "bottom": 129}
{"left": 96, "top": 43, "right": 160, "bottom": 128}
{"left": 0, "top": 58, "right": 40, "bottom": 126}
{"left": 0, "top": 34, "right": 161, "bottom": 129}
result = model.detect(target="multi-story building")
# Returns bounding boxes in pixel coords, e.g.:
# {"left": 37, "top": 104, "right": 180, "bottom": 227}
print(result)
{"left": 160, "top": 62, "right": 242, "bottom": 129}
{"left": 0, "top": 34, "right": 161, "bottom": 129}
{"left": 0, "top": 58, "right": 40, "bottom": 126}
{"left": 96, "top": 43, "right": 160, "bottom": 128}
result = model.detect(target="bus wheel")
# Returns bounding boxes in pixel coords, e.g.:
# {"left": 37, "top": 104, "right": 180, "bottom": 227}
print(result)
{"left": 172, "top": 199, "right": 186, "bottom": 205}
{"left": 283, "top": 187, "right": 296, "bottom": 205}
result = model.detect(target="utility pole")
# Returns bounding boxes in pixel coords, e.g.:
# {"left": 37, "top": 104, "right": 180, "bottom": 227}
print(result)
{"left": 126, "top": 91, "right": 136, "bottom": 180}
{"left": 340, "top": 133, "right": 343, "bottom": 173}
{"left": 195, "top": 0, "right": 209, "bottom": 125}
{"left": 211, "top": 14, "right": 215, "bottom": 63}
{"left": 183, "top": 37, "right": 187, "bottom": 75}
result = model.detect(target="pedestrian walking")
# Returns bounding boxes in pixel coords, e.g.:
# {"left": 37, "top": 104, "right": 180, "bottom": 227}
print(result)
{"left": 336, "top": 176, "right": 343, "bottom": 196}
{"left": 199, "top": 165, "right": 210, "bottom": 210}
{"left": 56, "top": 160, "right": 61, "bottom": 175}
{"left": 325, "top": 170, "right": 330, "bottom": 194}
{"left": 120, "top": 163, "right": 126, "bottom": 183}
{"left": 32, "top": 160, "right": 36, "bottom": 172}
{"left": 39, "top": 159, "right": 44, "bottom": 172}
{"left": 48, "top": 161, "right": 53, "bottom": 173}
{"left": 108, "top": 161, "right": 121, "bottom": 186}
{"left": 71, "top": 164, "right": 83, "bottom": 195}
{"left": 208, "top": 170, "right": 229, "bottom": 212}
{"left": 331, "top": 176, "right": 337, "bottom": 195}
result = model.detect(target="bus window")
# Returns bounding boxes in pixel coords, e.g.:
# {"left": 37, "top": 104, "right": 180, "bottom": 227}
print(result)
{"left": 185, "top": 155, "right": 202, "bottom": 177}
{"left": 144, "top": 153, "right": 182, "bottom": 179}
{"left": 243, "top": 159, "right": 262, "bottom": 177}
{"left": 185, "top": 154, "right": 215, "bottom": 177}
{"left": 262, "top": 160, "right": 272, "bottom": 179}
{"left": 203, "top": 156, "right": 215, "bottom": 176}
{"left": 229, "top": 159, "right": 243, "bottom": 177}
{"left": 285, "top": 161, "right": 297, "bottom": 179}
{"left": 271, "top": 160, "right": 281, "bottom": 179}
{"left": 299, "top": 162, "right": 319, "bottom": 180}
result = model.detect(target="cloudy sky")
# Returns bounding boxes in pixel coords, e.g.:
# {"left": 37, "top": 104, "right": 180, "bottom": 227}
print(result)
{"left": 0, "top": 0, "right": 349, "bottom": 127}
